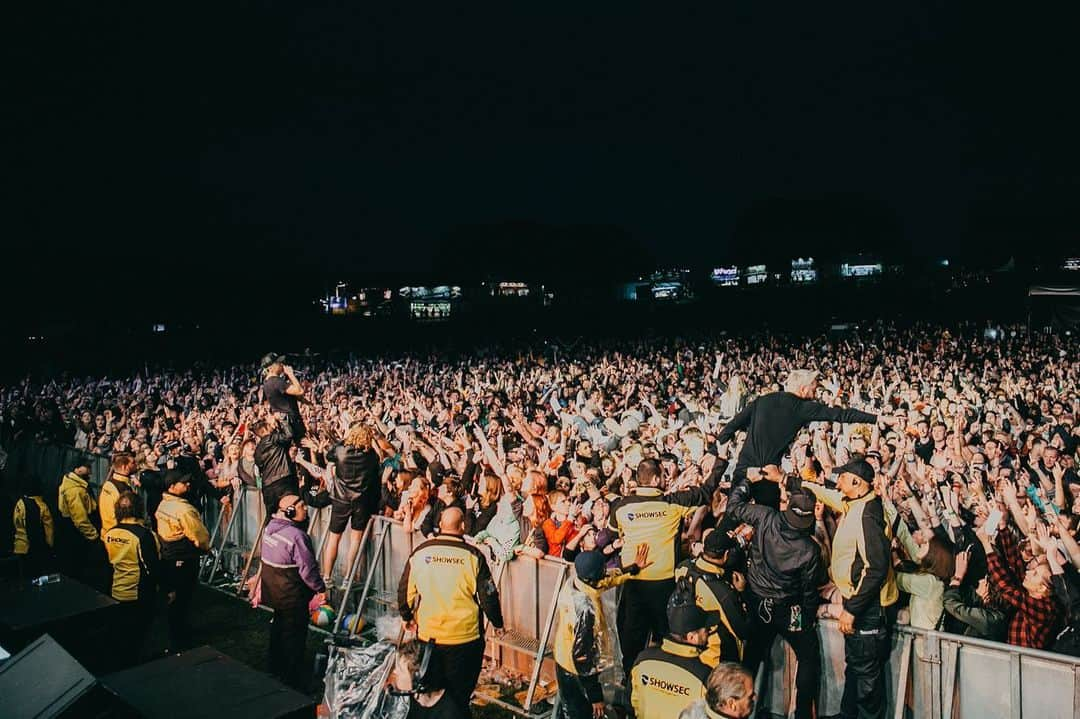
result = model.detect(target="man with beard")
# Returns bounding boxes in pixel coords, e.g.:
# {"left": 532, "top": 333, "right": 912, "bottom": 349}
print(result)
{"left": 261, "top": 493, "right": 326, "bottom": 690}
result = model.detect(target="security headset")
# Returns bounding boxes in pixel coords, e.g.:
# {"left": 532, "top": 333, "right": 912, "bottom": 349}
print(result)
{"left": 281, "top": 497, "right": 302, "bottom": 520}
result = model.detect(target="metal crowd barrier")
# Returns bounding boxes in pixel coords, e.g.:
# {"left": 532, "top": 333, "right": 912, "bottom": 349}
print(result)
{"left": 761, "top": 619, "right": 1080, "bottom": 719}
{"left": 4, "top": 440, "right": 112, "bottom": 494}
{"left": 7, "top": 442, "right": 1080, "bottom": 718}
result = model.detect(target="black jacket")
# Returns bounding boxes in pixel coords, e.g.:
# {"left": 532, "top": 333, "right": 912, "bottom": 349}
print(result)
{"left": 255, "top": 422, "right": 296, "bottom": 488}
{"left": 725, "top": 477, "right": 823, "bottom": 616}
{"left": 328, "top": 444, "right": 380, "bottom": 510}
{"left": 718, "top": 392, "right": 877, "bottom": 507}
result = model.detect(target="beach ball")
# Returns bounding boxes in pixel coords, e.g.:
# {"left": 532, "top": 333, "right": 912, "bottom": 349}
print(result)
{"left": 310, "top": 603, "right": 336, "bottom": 628}
{"left": 341, "top": 612, "right": 365, "bottom": 634}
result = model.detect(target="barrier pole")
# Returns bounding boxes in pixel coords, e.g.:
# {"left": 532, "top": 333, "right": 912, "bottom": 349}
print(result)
{"left": 332, "top": 516, "right": 380, "bottom": 634}
{"left": 207, "top": 488, "right": 245, "bottom": 585}
{"left": 523, "top": 561, "right": 566, "bottom": 712}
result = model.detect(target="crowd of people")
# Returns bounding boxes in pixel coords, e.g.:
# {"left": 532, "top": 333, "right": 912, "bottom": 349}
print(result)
{"left": 3, "top": 321, "right": 1080, "bottom": 718}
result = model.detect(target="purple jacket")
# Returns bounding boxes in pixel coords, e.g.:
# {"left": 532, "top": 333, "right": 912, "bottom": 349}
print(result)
{"left": 261, "top": 518, "right": 325, "bottom": 606}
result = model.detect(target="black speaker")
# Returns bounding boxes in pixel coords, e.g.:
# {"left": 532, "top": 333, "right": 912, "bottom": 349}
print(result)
{"left": 0, "top": 634, "right": 122, "bottom": 718}
{"left": 101, "top": 645, "right": 316, "bottom": 718}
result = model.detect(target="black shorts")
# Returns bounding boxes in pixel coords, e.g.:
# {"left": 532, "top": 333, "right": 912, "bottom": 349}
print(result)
{"left": 329, "top": 497, "right": 372, "bottom": 534}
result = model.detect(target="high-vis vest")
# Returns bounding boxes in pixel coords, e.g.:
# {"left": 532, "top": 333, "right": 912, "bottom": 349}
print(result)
{"left": 105, "top": 519, "right": 160, "bottom": 602}
{"left": 155, "top": 493, "right": 210, "bottom": 561}
{"left": 13, "top": 496, "right": 54, "bottom": 555}
{"left": 609, "top": 488, "right": 699, "bottom": 581}
{"left": 99, "top": 473, "right": 134, "bottom": 540}
{"left": 58, "top": 472, "right": 99, "bottom": 542}
{"left": 675, "top": 557, "right": 746, "bottom": 666}
{"left": 630, "top": 638, "right": 711, "bottom": 719}
{"left": 398, "top": 535, "right": 502, "bottom": 645}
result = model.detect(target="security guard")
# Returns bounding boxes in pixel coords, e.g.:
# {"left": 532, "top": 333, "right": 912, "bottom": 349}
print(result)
{"left": 155, "top": 469, "right": 211, "bottom": 655}
{"left": 726, "top": 468, "right": 823, "bottom": 719}
{"left": 797, "top": 458, "right": 897, "bottom": 719}
{"left": 554, "top": 547, "right": 651, "bottom": 719}
{"left": 104, "top": 492, "right": 161, "bottom": 664}
{"left": 261, "top": 494, "right": 326, "bottom": 691}
{"left": 398, "top": 507, "right": 503, "bottom": 716}
{"left": 56, "top": 464, "right": 101, "bottom": 584}
{"left": 100, "top": 452, "right": 138, "bottom": 539}
{"left": 629, "top": 596, "right": 712, "bottom": 719}
{"left": 609, "top": 455, "right": 726, "bottom": 673}
{"left": 675, "top": 529, "right": 750, "bottom": 667}
{"left": 13, "top": 475, "right": 56, "bottom": 579}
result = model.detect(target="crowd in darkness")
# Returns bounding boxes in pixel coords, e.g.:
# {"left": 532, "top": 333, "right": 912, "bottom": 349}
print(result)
{"left": 3, "top": 321, "right": 1080, "bottom": 718}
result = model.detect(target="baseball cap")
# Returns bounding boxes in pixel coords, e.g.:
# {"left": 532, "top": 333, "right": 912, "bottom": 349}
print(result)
{"left": 260, "top": 352, "right": 286, "bottom": 370}
{"left": 574, "top": 551, "right": 606, "bottom": 583}
{"left": 703, "top": 528, "right": 737, "bottom": 558}
{"left": 782, "top": 488, "right": 817, "bottom": 531}
{"left": 163, "top": 469, "right": 194, "bottom": 487}
{"left": 667, "top": 601, "right": 709, "bottom": 636}
{"left": 833, "top": 458, "right": 875, "bottom": 485}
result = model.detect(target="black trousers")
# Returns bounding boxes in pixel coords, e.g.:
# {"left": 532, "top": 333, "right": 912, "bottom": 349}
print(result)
{"left": 162, "top": 557, "right": 199, "bottom": 653}
{"left": 741, "top": 594, "right": 820, "bottom": 719}
{"left": 556, "top": 666, "right": 601, "bottom": 719}
{"left": 269, "top": 602, "right": 310, "bottom": 691}
{"left": 617, "top": 578, "right": 674, "bottom": 675}
{"left": 431, "top": 637, "right": 485, "bottom": 716}
{"left": 108, "top": 598, "right": 156, "bottom": 670}
{"left": 840, "top": 606, "right": 890, "bottom": 719}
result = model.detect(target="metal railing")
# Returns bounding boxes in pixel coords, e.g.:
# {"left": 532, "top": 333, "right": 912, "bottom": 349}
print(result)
{"left": 8, "top": 440, "right": 1080, "bottom": 718}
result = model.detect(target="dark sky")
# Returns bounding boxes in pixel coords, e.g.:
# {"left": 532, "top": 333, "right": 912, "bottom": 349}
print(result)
{"left": 6, "top": 5, "right": 1079, "bottom": 319}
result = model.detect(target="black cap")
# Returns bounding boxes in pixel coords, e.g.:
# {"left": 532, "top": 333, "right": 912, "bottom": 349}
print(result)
{"left": 574, "top": 551, "right": 606, "bottom": 583}
{"left": 260, "top": 352, "right": 286, "bottom": 370}
{"left": 163, "top": 469, "right": 193, "bottom": 487}
{"left": 834, "top": 457, "right": 875, "bottom": 485}
{"left": 703, "top": 528, "right": 737, "bottom": 558}
{"left": 667, "top": 601, "right": 709, "bottom": 636}
{"left": 783, "top": 488, "right": 817, "bottom": 531}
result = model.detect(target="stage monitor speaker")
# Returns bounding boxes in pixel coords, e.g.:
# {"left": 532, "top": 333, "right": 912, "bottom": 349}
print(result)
{"left": 0, "top": 633, "right": 122, "bottom": 718}
{"left": 101, "top": 645, "right": 316, "bottom": 719}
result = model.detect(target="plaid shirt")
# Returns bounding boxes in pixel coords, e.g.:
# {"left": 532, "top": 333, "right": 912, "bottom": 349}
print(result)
{"left": 986, "top": 530, "right": 1060, "bottom": 650}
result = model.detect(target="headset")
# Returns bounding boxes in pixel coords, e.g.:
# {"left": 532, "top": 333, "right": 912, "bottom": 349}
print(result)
{"left": 281, "top": 497, "right": 302, "bottom": 519}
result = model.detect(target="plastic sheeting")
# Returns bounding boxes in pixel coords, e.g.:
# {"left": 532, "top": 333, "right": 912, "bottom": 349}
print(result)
{"left": 323, "top": 641, "right": 408, "bottom": 719}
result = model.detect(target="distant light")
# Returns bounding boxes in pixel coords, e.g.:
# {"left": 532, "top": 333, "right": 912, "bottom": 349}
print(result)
{"left": 941, "top": 259, "right": 949, "bottom": 267}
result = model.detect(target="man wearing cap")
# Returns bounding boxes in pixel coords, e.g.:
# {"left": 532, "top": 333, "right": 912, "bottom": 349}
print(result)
{"left": 726, "top": 466, "right": 822, "bottom": 719}
{"left": 674, "top": 529, "right": 751, "bottom": 668}
{"left": 717, "top": 369, "right": 894, "bottom": 509}
{"left": 155, "top": 469, "right": 211, "bottom": 655}
{"left": 261, "top": 356, "right": 306, "bottom": 442}
{"left": 553, "top": 548, "right": 650, "bottom": 719}
{"left": 795, "top": 458, "right": 897, "bottom": 719}
{"left": 629, "top": 598, "right": 712, "bottom": 719}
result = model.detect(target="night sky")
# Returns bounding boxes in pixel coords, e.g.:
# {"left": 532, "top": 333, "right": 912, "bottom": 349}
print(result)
{"left": 6, "top": 5, "right": 1079, "bottom": 321}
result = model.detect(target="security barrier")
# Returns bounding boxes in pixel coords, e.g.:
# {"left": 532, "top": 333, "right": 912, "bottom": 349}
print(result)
{"left": 4, "top": 440, "right": 111, "bottom": 493}
{"left": 760, "top": 619, "right": 1080, "bottom": 719}
{"left": 7, "top": 441, "right": 1080, "bottom": 718}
